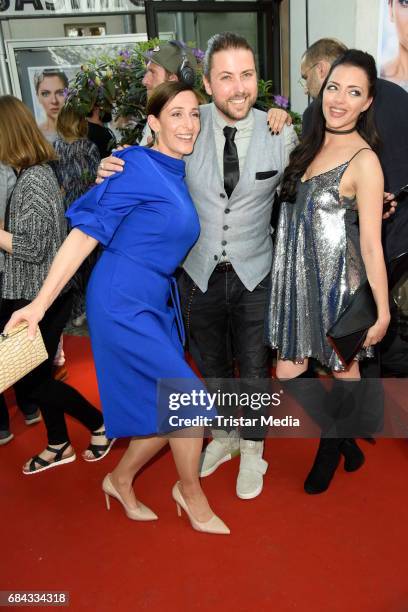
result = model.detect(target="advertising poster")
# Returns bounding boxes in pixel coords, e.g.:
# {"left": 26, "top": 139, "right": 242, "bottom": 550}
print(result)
{"left": 28, "top": 64, "right": 79, "bottom": 126}
{"left": 8, "top": 39, "right": 139, "bottom": 125}
{"left": 379, "top": 0, "right": 408, "bottom": 91}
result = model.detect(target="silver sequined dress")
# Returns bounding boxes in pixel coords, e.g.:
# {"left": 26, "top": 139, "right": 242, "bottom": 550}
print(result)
{"left": 266, "top": 160, "right": 374, "bottom": 371}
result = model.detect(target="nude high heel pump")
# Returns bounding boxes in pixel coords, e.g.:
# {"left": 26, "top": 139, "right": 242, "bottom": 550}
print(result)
{"left": 172, "top": 481, "right": 230, "bottom": 535}
{"left": 102, "top": 474, "right": 158, "bottom": 521}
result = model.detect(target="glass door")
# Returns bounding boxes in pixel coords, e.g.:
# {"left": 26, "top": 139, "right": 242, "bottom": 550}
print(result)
{"left": 145, "top": 1, "right": 280, "bottom": 87}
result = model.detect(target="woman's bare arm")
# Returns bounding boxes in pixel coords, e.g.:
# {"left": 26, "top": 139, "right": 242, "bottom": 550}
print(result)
{"left": 354, "top": 150, "right": 390, "bottom": 346}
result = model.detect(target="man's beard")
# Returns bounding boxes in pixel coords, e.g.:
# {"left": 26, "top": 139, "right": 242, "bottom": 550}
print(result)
{"left": 213, "top": 93, "right": 257, "bottom": 122}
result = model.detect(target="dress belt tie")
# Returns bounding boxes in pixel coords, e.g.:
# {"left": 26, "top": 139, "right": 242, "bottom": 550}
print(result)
{"left": 169, "top": 276, "right": 186, "bottom": 347}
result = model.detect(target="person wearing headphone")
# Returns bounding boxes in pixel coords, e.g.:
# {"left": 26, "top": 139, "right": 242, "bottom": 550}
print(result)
{"left": 143, "top": 41, "right": 197, "bottom": 91}
{"left": 138, "top": 42, "right": 198, "bottom": 145}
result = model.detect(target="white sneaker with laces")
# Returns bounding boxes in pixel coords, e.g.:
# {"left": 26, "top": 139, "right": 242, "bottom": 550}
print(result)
{"left": 236, "top": 439, "right": 268, "bottom": 499}
{"left": 199, "top": 429, "right": 240, "bottom": 477}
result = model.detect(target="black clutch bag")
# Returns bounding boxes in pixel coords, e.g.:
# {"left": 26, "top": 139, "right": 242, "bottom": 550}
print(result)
{"left": 326, "top": 281, "right": 377, "bottom": 366}
{"left": 326, "top": 251, "right": 408, "bottom": 366}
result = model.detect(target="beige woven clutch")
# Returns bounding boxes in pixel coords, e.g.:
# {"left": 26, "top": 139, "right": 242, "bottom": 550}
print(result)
{"left": 0, "top": 322, "right": 48, "bottom": 394}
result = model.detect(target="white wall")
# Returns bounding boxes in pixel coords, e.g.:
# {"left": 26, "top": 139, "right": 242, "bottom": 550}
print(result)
{"left": 354, "top": 0, "right": 381, "bottom": 56}
{"left": 290, "top": 0, "right": 381, "bottom": 114}
{"left": 3, "top": 15, "right": 131, "bottom": 39}
{"left": 0, "top": 1, "right": 382, "bottom": 103}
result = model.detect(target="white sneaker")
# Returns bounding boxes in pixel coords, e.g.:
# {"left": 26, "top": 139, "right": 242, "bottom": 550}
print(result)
{"left": 0, "top": 431, "right": 14, "bottom": 446}
{"left": 236, "top": 439, "right": 268, "bottom": 500}
{"left": 199, "top": 429, "right": 240, "bottom": 477}
{"left": 24, "top": 410, "right": 42, "bottom": 426}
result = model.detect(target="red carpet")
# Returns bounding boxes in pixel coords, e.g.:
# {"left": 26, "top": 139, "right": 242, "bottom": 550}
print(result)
{"left": 1, "top": 335, "right": 408, "bottom": 611}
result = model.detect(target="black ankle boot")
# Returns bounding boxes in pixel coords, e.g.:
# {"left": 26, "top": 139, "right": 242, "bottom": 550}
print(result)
{"left": 340, "top": 438, "right": 365, "bottom": 472}
{"left": 304, "top": 438, "right": 343, "bottom": 494}
{"left": 281, "top": 372, "right": 333, "bottom": 431}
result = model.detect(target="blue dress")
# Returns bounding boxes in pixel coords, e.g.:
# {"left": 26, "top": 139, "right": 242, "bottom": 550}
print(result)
{"left": 66, "top": 146, "right": 208, "bottom": 437}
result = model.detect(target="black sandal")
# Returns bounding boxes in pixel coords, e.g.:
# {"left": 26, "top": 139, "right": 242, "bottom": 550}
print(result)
{"left": 23, "top": 442, "right": 76, "bottom": 475}
{"left": 83, "top": 430, "right": 116, "bottom": 463}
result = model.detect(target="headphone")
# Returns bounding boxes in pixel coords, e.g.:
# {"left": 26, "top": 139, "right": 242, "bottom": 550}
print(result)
{"left": 170, "top": 40, "right": 196, "bottom": 87}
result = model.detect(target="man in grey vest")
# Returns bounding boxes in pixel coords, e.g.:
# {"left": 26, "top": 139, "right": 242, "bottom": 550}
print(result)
{"left": 96, "top": 33, "right": 297, "bottom": 500}
{"left": 180, "top": 32, "right": 296, "bottom": 499}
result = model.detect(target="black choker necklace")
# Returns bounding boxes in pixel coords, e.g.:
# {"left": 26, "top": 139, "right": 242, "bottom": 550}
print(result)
{"left": 326, "top": 126, "right": 357, "bottom": 135}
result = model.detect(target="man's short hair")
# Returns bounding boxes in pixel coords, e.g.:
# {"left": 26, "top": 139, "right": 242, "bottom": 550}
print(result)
{"left": 303, "top": 38, "right": 348, "bottom": 66}
{"left": 203, "top": 32, "right": 255, "bottom": 78}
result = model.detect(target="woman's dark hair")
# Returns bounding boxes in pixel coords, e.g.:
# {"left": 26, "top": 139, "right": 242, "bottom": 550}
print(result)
{"left": 203, "top": 32, "right": 255, "bottom": 78}
{"left": 281, "top": 49, "right": 380, "bottom": 202}
{"left": 146, "top": 81, "right": 201, "bottom": 145}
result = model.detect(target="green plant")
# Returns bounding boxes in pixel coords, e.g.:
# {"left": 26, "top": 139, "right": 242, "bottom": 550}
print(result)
{"left": 65, "top": 41, "right": 302, "bottom": 144}
{"left": 257, "top": 79, "right": 302, "bottom": 135}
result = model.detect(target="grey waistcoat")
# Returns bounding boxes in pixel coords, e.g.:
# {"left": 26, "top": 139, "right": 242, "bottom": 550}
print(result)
{"left": 183, "top": 104, "right": 293, "bottom": 292}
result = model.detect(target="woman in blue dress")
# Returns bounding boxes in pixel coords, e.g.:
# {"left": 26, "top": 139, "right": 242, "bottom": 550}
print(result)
{"left": 6, "top": 82, "right": 229, "bottom": 535}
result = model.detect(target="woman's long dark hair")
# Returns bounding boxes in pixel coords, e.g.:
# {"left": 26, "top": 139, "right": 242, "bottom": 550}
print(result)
{"left": 281, "top": 49, "right": 380, "bottom": 202}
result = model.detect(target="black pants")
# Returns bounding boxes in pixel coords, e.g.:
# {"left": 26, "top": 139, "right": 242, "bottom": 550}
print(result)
{"left": 0, "top": 292, "right": 103, "bottom": 444}
{"left": 0, "top": 272, "right": 39, "bottom": 427}
{"left": 380, "top": 298, "right": 408, "bottom": 377}
{"left": 0, "top": 388, "right": 39, "bottom": 431}
{"left": 178, "top": 266, "right": 270, "bottom": 439}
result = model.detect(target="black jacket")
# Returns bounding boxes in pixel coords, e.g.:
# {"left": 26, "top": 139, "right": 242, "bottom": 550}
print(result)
{"left": 87, "top": 122, "right": 116, "bottom": 160}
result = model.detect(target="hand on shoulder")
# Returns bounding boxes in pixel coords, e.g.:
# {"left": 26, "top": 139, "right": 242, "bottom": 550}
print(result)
{"left": 266, "top": 107, "right": 292, "bottom": 135}
{"left": 96, "top": 147, "right": 128, "bottom": 184}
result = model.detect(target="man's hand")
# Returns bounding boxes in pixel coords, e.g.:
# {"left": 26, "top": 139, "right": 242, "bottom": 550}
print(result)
{"left": 383, "top": 192, "right": 397, "bottom": 220}
{"left": 96, "top": 154, "right": 125, "bottom": 184}
{"left": 96, "top": 144, "right": 132, "bottom": 184}
{"left": 267, "top": 108, "right": 292, "bottom": 135}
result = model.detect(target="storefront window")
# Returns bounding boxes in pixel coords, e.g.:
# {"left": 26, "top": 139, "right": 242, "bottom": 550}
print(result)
{"left": 157, "top": 11, "right": 259, "bottom": 67}
{"left": 6, "top": 36, "right": 146, "bottom": 116}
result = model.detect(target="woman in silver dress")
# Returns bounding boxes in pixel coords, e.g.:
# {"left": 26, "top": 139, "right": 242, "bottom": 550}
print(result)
{"left": 267, "top": 50, "right": 390, "bottom": 493}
